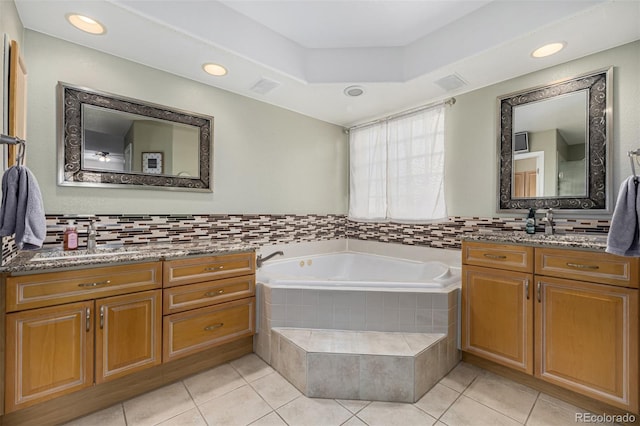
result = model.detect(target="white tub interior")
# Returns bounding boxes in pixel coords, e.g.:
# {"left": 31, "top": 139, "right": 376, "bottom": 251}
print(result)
{"left": 258, "top": 252, "right": 460, "bottom": 289}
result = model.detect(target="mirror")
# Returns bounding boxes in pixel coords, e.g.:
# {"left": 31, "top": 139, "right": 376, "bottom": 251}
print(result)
{"left": 58, "top": 83, "right": 212, "bottom": 191}
{"left": 497, "top": 68, "right": 611, "bottom": 212}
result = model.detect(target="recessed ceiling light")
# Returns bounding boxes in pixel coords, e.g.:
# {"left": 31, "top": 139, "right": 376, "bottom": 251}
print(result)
{"left": 66, "top": 14, "right": 106, "bottom": 35}
{"left": 203, "top": 63, "right": 228, "bottom": 77}
{"left": 344, "top": 86, "right": 365, "bottom": 97}
{"left": 531, "top": 42, "right": 566, "bottom": 58}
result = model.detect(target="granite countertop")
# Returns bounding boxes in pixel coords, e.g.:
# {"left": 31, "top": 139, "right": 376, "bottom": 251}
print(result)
{"left": 0, "top": 240, "right": 255, "bottom": 274}
{"left": 463, "top": 231, "right": 608, "bottom": 251}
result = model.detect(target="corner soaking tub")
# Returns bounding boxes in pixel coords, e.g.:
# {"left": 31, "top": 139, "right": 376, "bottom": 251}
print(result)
{"left": 254, "top": 250, "right": 461, "bottom": 366}
{"left": 257, "top": 252, "right": 459, "bottom": 290}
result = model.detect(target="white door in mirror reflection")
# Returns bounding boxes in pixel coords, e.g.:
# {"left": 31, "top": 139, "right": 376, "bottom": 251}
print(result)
{"left": 82, "top": 104, "right": 200, "bottom": 178}
{"left": 512, "top": 90, "right": 588, "bottom": 198}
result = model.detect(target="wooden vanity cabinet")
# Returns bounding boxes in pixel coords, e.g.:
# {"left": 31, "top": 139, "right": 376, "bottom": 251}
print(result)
{"left": 162, "top": 253, "right": 256, "bottom": 362}
{"left": 534, "top": 248, "right": 638, "bottom": 412}
{"left": 462, "top": 241, "right": 639, "bottom": 413}
{"left": 4, "top": 263, "right": 162, "bottom": 413}
{"left": 535, "top": 275, "right": 637, "bottom": 411}
{"left": 5, "top": 301, "right": 94, "bottom": 413}
{"left": 1, "top": 251, "right": 257, "bottom": 422}
{"left": 462, "top": 242, "right": 534, "bottom": 373}
{"left": 95, "top": 290, "right": 162, "bottom": 384}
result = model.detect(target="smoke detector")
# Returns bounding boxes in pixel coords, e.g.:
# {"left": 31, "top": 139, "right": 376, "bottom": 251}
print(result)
{"left": 344, "top": 86, "right": 365, "bottom": 97}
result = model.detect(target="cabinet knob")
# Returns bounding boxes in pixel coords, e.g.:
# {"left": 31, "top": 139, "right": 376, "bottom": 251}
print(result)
{"left": 78, "top": 280, "right": 111, "bottom": 288}
{"left": 204, "top": 323, "right": 224, "bottom": 331}
{"left": 483, "top": 254, "right": 507, "bottom": 260}
{"left": 204, "top": 266, "right": 224, "bottom": 272}
{"left": 537, "top": 281, "right": 542, "bottom": 303}
{"left": 566, "top": 262, "right": 599, "bottom": 270}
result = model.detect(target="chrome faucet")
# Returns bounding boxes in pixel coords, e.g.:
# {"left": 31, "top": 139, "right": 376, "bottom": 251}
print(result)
{"left": 544, "top": 209, "right": 555, "bottom": 235}
{"left": 87, "top": 219, "right": 97, "bottom": 250}
{"left": 256, "top": 250, "right": 284, "bottom": 268}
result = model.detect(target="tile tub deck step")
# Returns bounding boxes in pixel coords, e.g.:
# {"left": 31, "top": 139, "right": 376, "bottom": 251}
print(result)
{"left": 269, "top": 327, "right": 449, "bottom": 403}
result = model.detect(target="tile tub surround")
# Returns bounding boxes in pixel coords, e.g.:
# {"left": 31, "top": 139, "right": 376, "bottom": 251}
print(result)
{"left": 255, "top": 283, "right": 460, "bottom": 366}
{"left": 254, "top": 241, "right": 461, "bottom": 403}
{"left": 269, "top": 328, "right": 450, "bottom": 403}
{"left": 1, "top": 213, "right": 610, "bottom": 265}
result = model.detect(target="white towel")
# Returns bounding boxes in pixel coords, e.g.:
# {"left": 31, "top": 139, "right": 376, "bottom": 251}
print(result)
{"left": 606, "top": 176, "right": 640, "bottom": 256}
{"left": 0, "top": 165, "right": 46, "bottom": 250}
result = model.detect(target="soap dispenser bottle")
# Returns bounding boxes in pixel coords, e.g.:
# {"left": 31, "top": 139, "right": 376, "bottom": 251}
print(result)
{"left": 63, "top": 221, "right": 78, "bottom": 250}
{"left": 525, "top": 208, "right": 536, "bottom": 234}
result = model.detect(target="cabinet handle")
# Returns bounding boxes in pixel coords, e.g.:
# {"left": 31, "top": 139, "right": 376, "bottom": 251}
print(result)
{"left": 86, "top": 307, "right": 91, "bottom": 332}
{"left": 525, "top": 278, "right": 530, "bottom": 300}
{"left": 483, "top": 254, "right": 507, "bottom": 260}
{"left": 78, "top": 280, "right": 111, "bottom": 288}
{"left": 100, "top": 306, "right": 105, "bottom": 329}
{"left": 537, "top": 281, "right": 541, "bottom": 303}
{"left": 566, "top": 262, "right": 600, "bottom": 270}
{"left": 204, "top": 323, "right": 224, "bottom": 331}
{"left": 205, "top": 289, "right": 225, "bottom": 297}
{"left": 204, "top": 266, "right": 224, "bottom": 272}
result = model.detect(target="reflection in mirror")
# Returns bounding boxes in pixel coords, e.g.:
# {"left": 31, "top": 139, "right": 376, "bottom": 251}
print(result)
{"left": 512, "top": 90, "right": 588, "bottom": 198}
{"left": 58, "top": 83, "right": 212, "bottom": 191}
{"left": 497, "top": 68, "right": 611, "bottom": 212}
{"left": 82, "top": 105, "right": 200, "bottom": 177}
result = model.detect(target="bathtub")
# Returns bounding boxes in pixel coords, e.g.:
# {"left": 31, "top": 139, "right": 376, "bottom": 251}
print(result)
{"left": 254, "top": 250, "right": 461, "bottom": 367}
{"left": 257, "top": 252, "right": 460, "bottom": 290}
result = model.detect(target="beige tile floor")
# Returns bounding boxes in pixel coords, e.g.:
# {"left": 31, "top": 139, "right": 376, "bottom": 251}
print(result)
{"left": 64, "top": 354, "right": 608, "bottom": 426}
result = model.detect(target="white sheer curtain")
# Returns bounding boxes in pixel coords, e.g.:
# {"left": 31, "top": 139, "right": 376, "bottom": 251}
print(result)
{"left": 348, "top": 121, "right": 387, "bottom": 220}
{"left": 349, "top": 105, "right": 447, "bottom": 222}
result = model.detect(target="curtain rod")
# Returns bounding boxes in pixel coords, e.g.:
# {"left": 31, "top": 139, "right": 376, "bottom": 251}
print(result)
{"left": 346, "top": 97, "right": 456, "bottom": 132}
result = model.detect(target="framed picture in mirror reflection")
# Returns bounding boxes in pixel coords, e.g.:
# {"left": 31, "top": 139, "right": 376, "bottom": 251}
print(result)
{"left": 142, "top": 152, "right": 163, "bottom": 174}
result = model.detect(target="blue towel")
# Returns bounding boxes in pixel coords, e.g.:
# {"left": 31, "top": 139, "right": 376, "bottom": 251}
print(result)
{"left": 606, "top": 176, "right": 640, "bottom": 256}
{"left": 0, "top": 165, "right": 46, "bottom": 250}
{"left": 0, "top": 166, "right": 20, "bottom": 236}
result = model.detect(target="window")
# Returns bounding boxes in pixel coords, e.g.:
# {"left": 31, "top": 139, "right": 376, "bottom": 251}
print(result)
{"left": 349, "top": 105, "right": 446, "bottom": 222}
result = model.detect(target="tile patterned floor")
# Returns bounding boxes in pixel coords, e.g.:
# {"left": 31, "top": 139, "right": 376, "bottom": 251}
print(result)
{"left": 64, "top": 354, "right": 608, "bottom": 426}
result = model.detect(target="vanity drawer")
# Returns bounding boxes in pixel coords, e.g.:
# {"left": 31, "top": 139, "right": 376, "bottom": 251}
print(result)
{"left": 535, "top": 248, "right": 639, "bottom": 288}
{"left": 6, "top": 262, "right": 162, "bottom": 312}
{"left": 163, "top": 275, "right": 255, "bottom": 314}
{"left": 163, "top": 297, "right": 255, "bottom": 362}
{"left": 462, "top": 241, "right": 533, "bottom": 273}
{"left": 163, "top": 252, "right": 255, "bottom": 288}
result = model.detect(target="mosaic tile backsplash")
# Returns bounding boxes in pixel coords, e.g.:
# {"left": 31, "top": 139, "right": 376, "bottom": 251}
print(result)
{"left": 1, "top": 213, "right": 611, "bottom": 266}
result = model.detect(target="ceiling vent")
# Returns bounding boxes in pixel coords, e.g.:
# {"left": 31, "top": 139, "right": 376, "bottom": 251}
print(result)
{"left": 434, "top": 73, "right": 467, "bottom": 92}
{"left": 250, "top": 78, "right": 281, "bottom": 95}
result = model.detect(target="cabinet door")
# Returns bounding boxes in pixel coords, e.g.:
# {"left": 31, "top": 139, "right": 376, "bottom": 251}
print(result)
{"left": 95, "top": 290, "right": 162, "bottom": 384}
{"left": 5, "top": 301, "right": 94, "bottom": 413}
{"left": 535, "top": 276, "right": 638, "bottom": 412}
{"left": 462, "top": 265, "right": 533, "bottom": 373}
